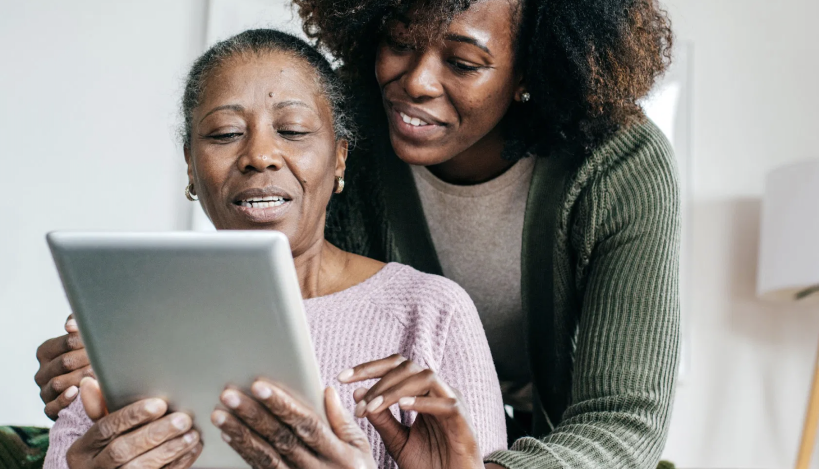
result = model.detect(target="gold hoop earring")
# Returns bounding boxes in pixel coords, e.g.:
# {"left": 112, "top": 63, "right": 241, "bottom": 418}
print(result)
{"left": 184, "top": 183, "right": 198, "bottom": 201}
{"left": 334, "top": 176, "right": 345, "bottom": 194}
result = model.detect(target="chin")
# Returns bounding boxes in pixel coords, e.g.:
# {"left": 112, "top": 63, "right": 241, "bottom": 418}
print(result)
{"left": 390, "top": 136, "right": 455, "bottom": 167}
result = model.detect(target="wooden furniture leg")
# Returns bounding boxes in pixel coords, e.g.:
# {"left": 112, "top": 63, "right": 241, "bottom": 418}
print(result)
{"left": 796, "top": 339, "right": 819, "bottom": 469}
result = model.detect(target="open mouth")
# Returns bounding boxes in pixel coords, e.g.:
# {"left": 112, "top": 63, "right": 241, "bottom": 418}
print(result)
{"left": 234, "top": 196, "right": 289, "bottom": 208}
{"left": 399, "top": 111, "right": 432, "bottom": 127}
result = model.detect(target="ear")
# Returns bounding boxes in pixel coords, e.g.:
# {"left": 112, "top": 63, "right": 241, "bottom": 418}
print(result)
{"left": 184, "top": 145, "right": 195, "bottom": 185}
{"left": 512, "top": 73, "right": 527, "bottom": 102}
{"left": 334, "top": 139, "right": 348, "bottom": 178}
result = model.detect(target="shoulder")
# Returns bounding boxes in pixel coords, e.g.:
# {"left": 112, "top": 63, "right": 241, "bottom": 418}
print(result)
{"left": 558, "top": 119, "right": 680, "bottom": 230}
{"left": 369, "top": 263, "right": 477, "bottom": 322}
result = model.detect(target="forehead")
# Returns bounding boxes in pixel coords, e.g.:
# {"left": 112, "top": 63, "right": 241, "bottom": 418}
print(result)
{"left": 198, "top": 51, "right": 326, "bottom": 111}
{"left": 395, "top": 0, "right": 518, "bottom": 49}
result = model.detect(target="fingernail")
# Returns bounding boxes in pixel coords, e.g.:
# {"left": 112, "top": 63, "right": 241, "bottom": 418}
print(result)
{"left": 64, "top": 386, "right": 78, "bottom": 399}
{"left": 144, "top": 399, "right": 164, "bottom": 414}
{"left": 337, "top": 368, "right": 354, "bottom": 382}
{"left": 212, "top": 409, "right": 227, "bottom": 426}
{"left": 222, "top": 390, "right": 240, "bottom": 409}
{"left": 65, "top": 319, "right": 77, "bottom": 330}
{"left": 221, "top": 432, "right": 232, "bottom": 443}
{"left": 398, "top": 397, "right": 415, "bottom": 408}
{"left": 251, "top": 381, "right": 272, "bottom": 399}
{"left": 354, "top": 399, "right": 367, "bottom": 418}
{"left": 172, "top": 413, "right": 190, "bottom": 430}
{"left": 353, "top": 387, "right": 368, "bottom": 403}
{"left": 366, "top": 396, "right": 384, "bottom": 413}
{"left": 183, "top": 431, "right": 197, "bottom": 444}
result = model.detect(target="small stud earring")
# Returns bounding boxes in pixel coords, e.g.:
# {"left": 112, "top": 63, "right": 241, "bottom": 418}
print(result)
{"left": 334, "top": 176, "right": 345, "bottom": 194}
{"left": 184, "top": 183, "right": 198, "bottom": 201}
{"left": 521, "top": 92, "right": 531, "bottom": 103}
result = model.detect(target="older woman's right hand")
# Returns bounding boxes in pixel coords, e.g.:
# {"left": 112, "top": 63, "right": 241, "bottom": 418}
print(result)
{"left": 66, "top": 379, "right": 202, "bottom": 469}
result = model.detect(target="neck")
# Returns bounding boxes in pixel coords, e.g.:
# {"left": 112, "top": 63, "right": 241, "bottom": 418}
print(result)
{"left": 292, "top": 238, "right": 349, "bottom": 299}
{"left": 427, "top": 125, "right": 513, "bottom": 185}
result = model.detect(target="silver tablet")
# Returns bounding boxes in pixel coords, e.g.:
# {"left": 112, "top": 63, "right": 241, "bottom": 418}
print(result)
{"left": 47, "top": 231, "right": 324, "bottom": 469}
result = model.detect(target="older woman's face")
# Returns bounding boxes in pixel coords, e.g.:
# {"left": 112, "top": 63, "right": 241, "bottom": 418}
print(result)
{"left": 375, "top": 0, "right": 522, "bottom": 166}
{"left": 185, "top": 52, "right": 346, "bottom": 255}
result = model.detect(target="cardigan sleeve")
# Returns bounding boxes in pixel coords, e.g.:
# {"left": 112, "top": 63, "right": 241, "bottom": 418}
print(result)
{"left": 44, "top": 395, "right": 93, "bottom": 469}
{"left": 486, "top": 125, "right": 681, "bottom": 468}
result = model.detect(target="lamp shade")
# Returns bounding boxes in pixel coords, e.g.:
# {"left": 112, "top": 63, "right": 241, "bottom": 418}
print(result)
{"left": 757, "top": 159, "right": 819, "bottom": 301}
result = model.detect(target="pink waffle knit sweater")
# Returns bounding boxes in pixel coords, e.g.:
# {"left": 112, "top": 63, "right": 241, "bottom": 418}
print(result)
{"left": 44, "top": 262, "right": 507, "bottom": 468}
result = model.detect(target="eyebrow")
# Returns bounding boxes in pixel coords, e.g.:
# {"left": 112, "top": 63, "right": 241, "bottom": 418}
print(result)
{"left": 273, "top": 100, "right": 313, "bottom": 111}
{"left": 199, "top": 104, "right": 244, "bottom": 124}
{"left": 443, "top": 33, "right": 492, "bottom": 56}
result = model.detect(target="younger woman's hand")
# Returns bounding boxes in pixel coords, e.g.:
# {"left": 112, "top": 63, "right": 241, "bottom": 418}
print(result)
{"left": 34, "top": 315, "right": 94, "bottom": 420}
{"left": 338, "top": 354, "right": 484, "bottom": 469}
{"left": 66, "top": 378, "right": 202, "bottom": 469}
{"left": 212, "top": 380, "right": 376, "bottom": 469}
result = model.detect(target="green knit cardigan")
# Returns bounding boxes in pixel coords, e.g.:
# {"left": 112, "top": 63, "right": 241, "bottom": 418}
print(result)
{"left": 325, "top": 118, "right": 681, "bottom": 468}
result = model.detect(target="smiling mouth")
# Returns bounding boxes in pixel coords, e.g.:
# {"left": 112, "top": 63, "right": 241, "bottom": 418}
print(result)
{"left": 399, "top": 111, "right": 433, "bottom": 127}
{"left": 234, "top": 196, "right": 290, "bottom": 208}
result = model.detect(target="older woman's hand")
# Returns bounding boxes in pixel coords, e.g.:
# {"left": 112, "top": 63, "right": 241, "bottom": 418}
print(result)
{"left": 212, "top": 380, "right": 376, "bottom": 469}
{"left": 66, "top": 378, "right": 202, "bottom": 469}
{"left": 339, "top": 354, "right": 484, "bottom": 469}
{"left": 34, "top": 315, "right": 94, "bottom": 420}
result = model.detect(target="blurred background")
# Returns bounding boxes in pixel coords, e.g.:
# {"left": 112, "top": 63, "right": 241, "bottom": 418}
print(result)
{"left": 1, "top": 1, "right": 818, "bottom": 467}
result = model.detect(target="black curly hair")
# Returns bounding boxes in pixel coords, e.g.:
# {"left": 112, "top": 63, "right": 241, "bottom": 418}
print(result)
{"left": 294, "top": 0, "right": 673, "bottom": 156}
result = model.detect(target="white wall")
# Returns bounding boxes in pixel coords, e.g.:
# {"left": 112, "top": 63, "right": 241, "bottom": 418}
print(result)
{"left": 2, "top": 3, "right": 819, "bottom": 469}
{"left": 0, "top": 1, "right": 207, "bottom": 426}
{"left": 660, "top": 0, "right": 819, "bottom": 468}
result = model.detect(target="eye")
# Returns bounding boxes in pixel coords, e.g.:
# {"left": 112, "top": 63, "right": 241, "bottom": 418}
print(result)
{"left": 448, "top": 60, "right": 482, "bottom": 74}
{"left": 208, "top": 132, "right": 243, "bottom": 142}
{"left": 386, "top": 36, "right": 414, "bottom": 53}
{"left": 278, "top": 129, "right": 309, "bottom": 140}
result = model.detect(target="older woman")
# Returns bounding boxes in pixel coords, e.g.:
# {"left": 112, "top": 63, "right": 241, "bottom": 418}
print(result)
{"left": 42, "top": 29, "right": 505, "bottom": 469}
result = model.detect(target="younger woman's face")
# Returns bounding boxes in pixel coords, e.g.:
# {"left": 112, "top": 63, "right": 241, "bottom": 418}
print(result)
{"left": 185, "top": 52, "right": 347, "bottom": 255}
{"left": 375, "top": 0, "right": 522, "bottom": 166}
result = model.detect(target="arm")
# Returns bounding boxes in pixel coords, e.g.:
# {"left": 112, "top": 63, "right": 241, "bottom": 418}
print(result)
{"left": 487, "top": 133, "right": 681, "bottom": 468}
{"left": 44, "top": 396, "right": 92, "bottom": 469}
{"left": 434, "top": 288, "right": 507, "bottom": 457}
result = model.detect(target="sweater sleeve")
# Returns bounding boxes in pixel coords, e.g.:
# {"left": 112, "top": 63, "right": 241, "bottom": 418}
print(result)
{"left": 44, "top": 396, "right": 93, "bottom": 469}
{"left": 435, "top": 284, "right": 508, "bottom": 457}
{"left": 486, "top": 125, "right": 681, "bottom": 468}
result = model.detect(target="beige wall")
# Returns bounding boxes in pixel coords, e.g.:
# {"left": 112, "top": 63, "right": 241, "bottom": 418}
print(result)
{"left": 661, "top": 1, "right": 819, "bottom": 467}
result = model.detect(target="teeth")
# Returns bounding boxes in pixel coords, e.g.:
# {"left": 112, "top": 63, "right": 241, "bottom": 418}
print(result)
{"left": 399, "top": 111, "right": 429, "bottom": 127}
{"left": 240, "top": 196, "right": 287, "bottom": 208}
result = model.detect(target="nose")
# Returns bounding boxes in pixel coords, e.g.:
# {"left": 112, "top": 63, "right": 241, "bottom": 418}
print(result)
{"left": 401, "top": 51, "right": 444, "bottom": 101}
{"left": 237, "top": 128, "right": 284, "bottom": 173}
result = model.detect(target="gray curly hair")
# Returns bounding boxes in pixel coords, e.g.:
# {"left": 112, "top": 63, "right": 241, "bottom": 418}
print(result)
{"left": 180, "top": 29, "right": 356, "bottom": 147}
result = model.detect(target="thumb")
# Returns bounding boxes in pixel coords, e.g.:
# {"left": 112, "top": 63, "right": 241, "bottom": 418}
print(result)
{"left": 324, "top": 387, "right": 370, "bottom": 451}
{"left": 80, "top": 377, "right": 108, "bottom": 421}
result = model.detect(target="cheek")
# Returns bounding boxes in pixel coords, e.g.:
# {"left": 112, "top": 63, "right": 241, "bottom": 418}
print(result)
{"left": 375, "top": 46, "right": 404, "bottom": 86}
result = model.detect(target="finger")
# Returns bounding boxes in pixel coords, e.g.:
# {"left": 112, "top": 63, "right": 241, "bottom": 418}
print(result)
{"left": 95, "top": 412, "right": 193, "bottom": 468}
{"left": 337, "top": 354, "right": 408, "bottom": 384}
{"left": 80, "top": 377, "right": 108, "bottom": 421}
{"left": 119, "top": 430, "right": 199, "bottom": 469}
{"left": 44, "top": 385, "right": 79, "bottom": 421}
{"left": 356, "top": 360, "right": 426, "bottom": 416}
{"left": 35, "top": 332, "right": 84, "bottom": 378}
{"left": 216, "top": 388, "right": 314, "bottom": 466}
{"left": 214, "top": 410, "right": 291, "bottom": 469}
{"left": 362, "top": 369, "right": 455, "bottom": 416}
{"left": 37, "top": 349, "right": 91, "bottom": 391}
{"left": 164, "top": 442, "right": 203, "bottom": 469}
{"left": 251, "top": 380, "right": 347, "bottom": 462}
{"left": 84, "top": 398, "right": 167, "bottom": 449}
{"left": 324, "top": 387, "right": 371, "bottom": 452}
{"left": 398, "top": 396, "right": 480, "bottom": 454}
{"left": 65, "top": 315, "right": 78, "bottom": 333}
{"left": 352, "top": 387, "right": 368, "bottom": 403}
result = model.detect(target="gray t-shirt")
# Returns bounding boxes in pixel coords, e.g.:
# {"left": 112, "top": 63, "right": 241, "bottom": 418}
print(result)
{"left": 411, "top": 156, "right": 536, "bottom": 411}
